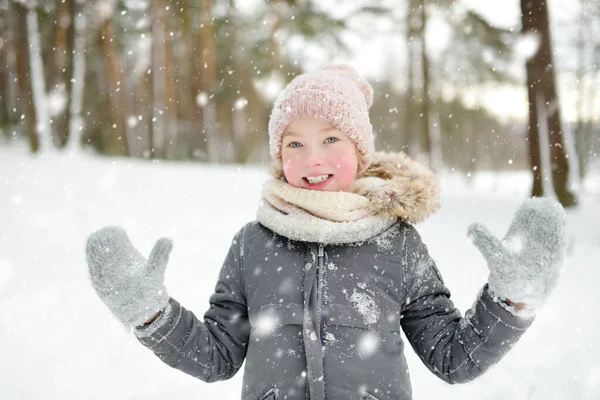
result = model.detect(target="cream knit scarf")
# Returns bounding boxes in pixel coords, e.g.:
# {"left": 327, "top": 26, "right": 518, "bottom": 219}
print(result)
{"left": 256, "top": 178, "right": 398, "bottom": 244}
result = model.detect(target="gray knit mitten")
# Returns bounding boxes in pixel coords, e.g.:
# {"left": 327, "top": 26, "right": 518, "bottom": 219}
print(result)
{"left": 86, "top": 226, "right": 172, "bottom": 327}
{"left": 467, "top": 197, "right": 567, "bottom": 312}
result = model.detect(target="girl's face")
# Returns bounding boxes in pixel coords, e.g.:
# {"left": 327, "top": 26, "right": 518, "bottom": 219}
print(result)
{"left": 281, "top": 118, "right": 359, "bottom": 191}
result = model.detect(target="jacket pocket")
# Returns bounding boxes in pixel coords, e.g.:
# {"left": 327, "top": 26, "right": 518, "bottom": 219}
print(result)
{"left": 328, "top": 302, "right": 400, "bottom": 332}
{"left": 258, "top": 387, "right": 279, "bottom": 400}
{"left": 360, "top": 392, "right": 380, "bottom": 400}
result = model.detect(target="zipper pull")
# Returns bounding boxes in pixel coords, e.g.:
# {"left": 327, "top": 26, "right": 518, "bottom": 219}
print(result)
{"left": 318, "top": 243, "right": 324, "bottom": 258}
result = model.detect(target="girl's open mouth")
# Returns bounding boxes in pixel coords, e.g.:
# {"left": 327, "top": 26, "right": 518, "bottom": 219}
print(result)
{"left": 303, "top": 174, "right": 333, "bottom": 189}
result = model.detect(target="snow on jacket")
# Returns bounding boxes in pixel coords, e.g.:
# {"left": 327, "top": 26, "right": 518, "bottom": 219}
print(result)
{"left": 134, "top": 153, "right": 534, "bottom": 400}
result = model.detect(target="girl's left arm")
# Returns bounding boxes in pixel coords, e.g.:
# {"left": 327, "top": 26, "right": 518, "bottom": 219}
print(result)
{"left": 399, "top": 224, "right": 534, "bottom": 385}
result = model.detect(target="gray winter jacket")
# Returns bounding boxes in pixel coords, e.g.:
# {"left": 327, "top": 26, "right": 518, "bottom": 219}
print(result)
{"left": 135, "top": 220, "right": 533, "bottom": 400}
{"left": 135, "top": 153, "right": 534, "bottom": 400}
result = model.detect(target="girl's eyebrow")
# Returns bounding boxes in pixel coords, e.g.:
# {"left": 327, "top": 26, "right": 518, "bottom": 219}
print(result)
{"left": 284, "top": 127, "right": 337, "bottom": 137}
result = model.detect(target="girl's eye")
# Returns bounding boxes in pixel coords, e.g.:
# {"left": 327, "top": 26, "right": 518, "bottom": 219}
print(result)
{"left": 288, "top": 141, "right": 302, "bottom": 148}
{"left": 325, "top": 137, "right": 338, "bottom": 144}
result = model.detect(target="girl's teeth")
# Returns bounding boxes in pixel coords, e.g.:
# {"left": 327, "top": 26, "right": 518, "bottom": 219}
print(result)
{"left": 306, "top": 175, "right": 329, "bottom": 184}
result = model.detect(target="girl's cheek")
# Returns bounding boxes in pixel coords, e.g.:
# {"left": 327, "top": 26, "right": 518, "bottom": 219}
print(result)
{"left": 331, "top": 151, "right": 358, "bottom": 189}
{"left": 334, "top": 154, "right": 357, "bottom": 172}
{"left": 282, "top": 159, "right": 301, "bottom": 186}
{"left": 283, "top": 158, "right": 294, "bottom": 174}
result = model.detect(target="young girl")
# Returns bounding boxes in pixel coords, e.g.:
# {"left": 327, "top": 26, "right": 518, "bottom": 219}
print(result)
{"left": 86, "top": 66, "right": 567, "bottom": 400}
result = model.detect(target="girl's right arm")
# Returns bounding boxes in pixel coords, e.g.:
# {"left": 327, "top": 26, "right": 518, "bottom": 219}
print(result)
{"left": 134, "top": 229, "right": 251, "bottom": 383}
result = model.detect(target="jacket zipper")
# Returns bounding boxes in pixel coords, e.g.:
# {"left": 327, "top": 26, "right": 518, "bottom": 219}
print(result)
{"left": 317, "top": 243, "right": 325, "bottom": 346}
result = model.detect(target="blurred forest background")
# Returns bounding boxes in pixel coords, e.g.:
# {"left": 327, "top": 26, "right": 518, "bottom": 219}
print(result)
{"left": 1, "top": 0, "right": 599, "bottom": 207}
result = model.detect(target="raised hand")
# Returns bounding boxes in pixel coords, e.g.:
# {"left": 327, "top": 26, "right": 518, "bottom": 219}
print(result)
{"left": 86, "top": 226, "right": 172, "bottom": 327}
{"left": 467, "top": 197, "right": 567, "bottom": 311}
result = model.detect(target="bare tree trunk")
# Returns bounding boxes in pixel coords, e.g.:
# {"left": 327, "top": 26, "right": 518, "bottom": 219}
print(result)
{"left": 175, "top": 0, "right": 198, "bottom": 159}
{"left": 575, "top": 0, "right": 586, "bottom": 179}
{"left": 238, "top": 66, "right": 268, "bottom": 163}
{"left": 521, "top": 0, "right": 577, "bottom": 207}
{"left": 405, "top": 0, "right": 432, "bottom": 165}
{"left": 155, "top": 0, "right": 178, "bottom": 159}
{"left": 471, "top": 89, "right": 484, "bottom": 171}
{"left": 418, "top": 0, "right": 432, "bottom": 165}
{"left": 132, "top": 70, "right": 153, "bottom": 158}
{"left": 226, "top": 0, "right": 273, "bottom": 163}
{"left": 97, "top": 8, "right": 128, "bottom": 156}
{"left": 525, "top": 73, "right": 544, "bottom": 196}
{"left": 198, "top": 0, "right": 218, "bottom": 161}
{"left": 187, "top": 4, "right": 207, "bottom": 159}
{"left": 574, "top": 0, "right": 598, "bottom": 180}
{"left": 149, "top": 0, "right": 179, "bottom": 159}
{"left": 11, "top": 1, "right": 39, "bottom": 152}
{"left": 584, "top": 72, "right": 597, "bottom": 171}
{"left": 0, "top": 5, "right": 9, "bottom": 140}
{"left": 269, "top": 0, "right": 284, "bottom": 71}
{"left": 2, "top": 2, "right": 19, "bottom": 135}
{"left": 67, "top": 2, "right": 86, "bottom": 151}
{"left": 27, "top": 3, "right": 52, "bottom": 151}
{"left": 164, "top": 20, "right": 178, "bottom": 159}
{"left": 50, "top": 0, "right": 75, "bottom": 148}
{"left": 406, "top": 0, "right": 419, "bottom": 157}
{"left": 227, "top": 2, "right": 246, "bottom": 163}
{"left": 126, "top": 12, "right": 152, "bottom": 158}
{"left": 150, "top": 0, "right": 165, "bottom": 158}
{"left": 535, "top": 90, "right": 554, "bottom": 194}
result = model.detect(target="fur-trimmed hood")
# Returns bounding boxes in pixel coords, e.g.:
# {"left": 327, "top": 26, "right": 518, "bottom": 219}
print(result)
{"left": 353, "top": 151, "right": 440, "bottom": 224}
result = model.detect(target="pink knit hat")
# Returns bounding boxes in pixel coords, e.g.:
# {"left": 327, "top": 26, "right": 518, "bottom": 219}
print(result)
{"left": 268, "top": 65, "right": 375, "bottom": 175}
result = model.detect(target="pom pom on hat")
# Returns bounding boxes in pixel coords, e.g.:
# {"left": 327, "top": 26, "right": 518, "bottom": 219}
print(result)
{"left": 268, "top": 65, "right": 375, "bottom": 176}
{"left": 321, "top": 65, "right": 374, "bottom": 109}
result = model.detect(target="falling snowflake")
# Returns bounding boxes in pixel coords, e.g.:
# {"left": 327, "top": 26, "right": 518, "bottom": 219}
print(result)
{"left": 503, "top": 235, "right": 525, "bottom": 255}
{"left": 357, "top": 332, "right": 380, "bottom": 357}
{"left": 196, "top": 92, "right": 209, "bottom": 107}
{"left": 515, "top": 32, "right": 541, "bottom": 61}
{"left": 254, "top": 311, "right": 279, "bottom": 336}
{"left": 48, "top": 84, "right": 67, "bottom": 116}
{"left": 234, "top": 97, "right": 248, "bottom": 110}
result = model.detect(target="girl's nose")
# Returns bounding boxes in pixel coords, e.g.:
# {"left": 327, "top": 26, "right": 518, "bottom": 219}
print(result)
{"left": 304, "top": 146, "right": 325, "bottom": 166}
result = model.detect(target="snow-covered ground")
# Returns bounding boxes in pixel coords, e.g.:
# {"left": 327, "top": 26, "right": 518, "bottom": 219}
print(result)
{"left": 1, "top": 144, "right": 599, "bottom": 400}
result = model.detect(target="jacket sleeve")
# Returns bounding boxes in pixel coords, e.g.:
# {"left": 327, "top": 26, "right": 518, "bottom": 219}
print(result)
{"left": 133, "top": 228, "right": 251, "bottom": 383}
{"left": 399, "top": 223, "right": 534, "bottom": 384}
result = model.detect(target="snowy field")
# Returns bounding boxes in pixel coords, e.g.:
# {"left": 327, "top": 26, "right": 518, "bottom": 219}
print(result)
{"left": 1, "top": 144, "right": 599, "bottom": 400}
